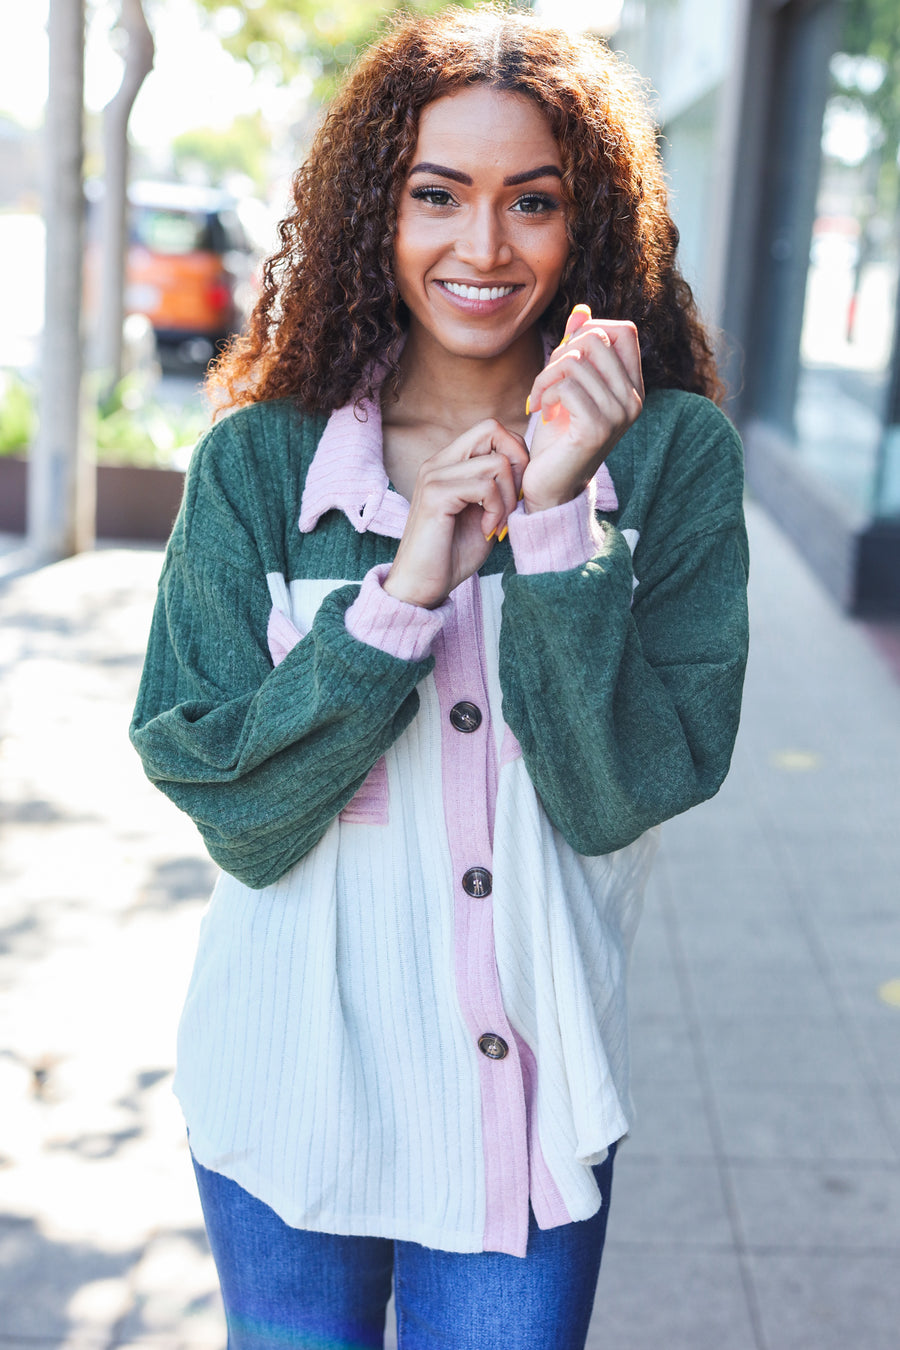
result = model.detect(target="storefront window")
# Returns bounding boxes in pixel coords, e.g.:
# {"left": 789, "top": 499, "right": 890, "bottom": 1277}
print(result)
{"left": 794, "top": 5, "right": 900, "bottom": 517}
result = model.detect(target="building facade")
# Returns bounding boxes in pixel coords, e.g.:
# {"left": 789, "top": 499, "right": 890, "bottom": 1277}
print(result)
{"left": 613, "top": 0, "right": 900, "bottom": 614}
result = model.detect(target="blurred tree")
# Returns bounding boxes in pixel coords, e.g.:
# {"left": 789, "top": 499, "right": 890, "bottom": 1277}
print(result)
{"left": 172, "top": 112, "right": 270, "bottom": 191}
{"left": 828, "top": 0, "right": 900, "bottom": 345}
{"left": 95, "top": 0, "right": 155, "bottom": 396}
{"left": 194, "top": 0, "right": 480, "bottom": 103}
{"left": 837, "top": 0, "right": 900, "bottom": 207}
{"left": 31, "top": 0, "right": 92, "bottom": 559}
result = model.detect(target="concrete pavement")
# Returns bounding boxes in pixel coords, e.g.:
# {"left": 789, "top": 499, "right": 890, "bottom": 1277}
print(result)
{"left": 0, "top": 500, "right": 898, "bottom": 1350}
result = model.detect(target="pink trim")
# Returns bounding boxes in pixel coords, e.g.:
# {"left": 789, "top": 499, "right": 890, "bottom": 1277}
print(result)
{"left": 267, "top": 606, "right": 304, "bottom": 668}
{"left": 339, "top": 757, "right": 389, "bottom": 825}
{"left": 266, "top": 601, "right": 390, "bottom": 821}
{"left": 499, "top": 725, "right": 522, "bottom": 767}
{"left": 345, "top": 564, "right": 451, "bottom": 663}
{"left": 507, "top": 489, "right": 600, "bottom": 576}
{"left": 432, "top": 577, "right": 530, "bottom": 1257}
{"left": 511, "top": 1031, "right": 574, "bottom": 1230}
{"left": 593, "top": 463, "right": 618, "bottom": 512}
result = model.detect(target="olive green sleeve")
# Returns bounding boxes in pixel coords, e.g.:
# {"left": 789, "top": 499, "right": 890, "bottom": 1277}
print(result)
{"left": 129, "top": 424, "right": 435, "bottom": 890}
{"left": 499, "top": 403, "right": 749, "bottom": 854}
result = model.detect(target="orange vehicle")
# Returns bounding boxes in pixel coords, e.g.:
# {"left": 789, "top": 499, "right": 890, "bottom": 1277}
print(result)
{"left": 125, "top": 182, "right": 256, "bottom": 358}
{"left": 88, "top": 181, "right": 258, "bottom": 362}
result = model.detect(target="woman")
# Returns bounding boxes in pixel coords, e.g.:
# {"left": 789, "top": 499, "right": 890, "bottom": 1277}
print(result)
{"left": 131, "top": 7, "right": 748, "bottom": 1348}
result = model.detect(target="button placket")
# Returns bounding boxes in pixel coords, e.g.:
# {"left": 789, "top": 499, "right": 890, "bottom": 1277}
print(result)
{"left": 432, "top": 575, "right": 530, "bottom": 1250}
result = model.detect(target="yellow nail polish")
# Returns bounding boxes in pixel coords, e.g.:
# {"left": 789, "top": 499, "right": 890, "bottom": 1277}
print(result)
{"left": 518, "top": 488, "right": 524, "bottom": 501}
{"left": 485, "top": 528, "right": 496, "bottom": 542}
{"left": 573, "top": 303, "right": 592, "bottom": 316}
{"left": 525, "top": 395, "right": 531, "bottom": 416}
{"left": 498, "top": 525, "right": 508, "bottom": 543}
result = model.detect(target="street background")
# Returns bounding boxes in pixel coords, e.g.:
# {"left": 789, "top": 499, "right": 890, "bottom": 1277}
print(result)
{"left": 1, "top": 499, "right": 899, "bottom": 1350}
{"left": 3, "top": 1, "right": 900, "bottom": 1347}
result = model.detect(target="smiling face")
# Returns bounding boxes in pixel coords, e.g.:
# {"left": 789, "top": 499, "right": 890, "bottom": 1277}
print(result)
{"left": 392, "top": 85, "right": 570, "bottom": 365}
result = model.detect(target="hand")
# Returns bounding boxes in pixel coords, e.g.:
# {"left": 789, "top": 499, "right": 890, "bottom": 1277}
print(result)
{"left": 383, "top": 419, "right": 528, "bottom": 608}
{"left": 522, "top": 305, "right": 644, "bottom": 513}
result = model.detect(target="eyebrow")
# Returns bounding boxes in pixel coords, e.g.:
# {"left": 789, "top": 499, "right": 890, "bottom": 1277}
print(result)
{"left": 408, "top": 162, "right": 562, "bottom": 187}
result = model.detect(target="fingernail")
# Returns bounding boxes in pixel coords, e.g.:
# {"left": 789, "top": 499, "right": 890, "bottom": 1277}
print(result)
{"left": 484, "top": 528, "right": 496, "bottom": 542}
{"left": 518, "top": 488, "right": 524, "bottom": 501}
{"left": 525, "top": 395, "right": 531, "bottom": 415}
{"left": 498, "top": 525, "right": 508, "bottom": 543}
{"left": 573, "top": 303, "right": 592, "bottom": 316}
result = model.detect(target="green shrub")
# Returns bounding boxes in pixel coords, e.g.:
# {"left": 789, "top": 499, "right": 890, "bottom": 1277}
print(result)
{"left": 92, "top": 374, "right": 208, "bottom": 468}
{"left": 0, "top": 373, "right": 37, "bottom": 456}
{"left": 0, "top": 370, "right": 208, "bottom": 468}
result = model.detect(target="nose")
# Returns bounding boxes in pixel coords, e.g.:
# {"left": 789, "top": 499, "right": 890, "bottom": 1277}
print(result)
{"left": 454, "top": 203, "right": 513, "bottom": 271}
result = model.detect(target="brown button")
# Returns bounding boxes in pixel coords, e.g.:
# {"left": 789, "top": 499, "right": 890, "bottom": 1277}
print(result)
{"left": 462, "top": 867, "right": 492, "bottom": 898}
{"left": 449, "top": 701, "right": 482, "bottom": 733}
{"left": 478, "top": 1034, "right": 509, "bottom": 1060}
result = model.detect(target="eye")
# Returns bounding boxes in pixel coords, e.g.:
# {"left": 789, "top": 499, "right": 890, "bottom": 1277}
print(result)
{"left": 409, "top": 185, "right": 457, "bottom": 208}
{"left": 512, "top": 192, "right": 560, "bottom": 215}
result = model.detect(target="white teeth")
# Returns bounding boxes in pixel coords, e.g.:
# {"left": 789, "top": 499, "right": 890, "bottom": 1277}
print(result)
{"left": 443, "top": 282, "right": 515, "bottom": 301}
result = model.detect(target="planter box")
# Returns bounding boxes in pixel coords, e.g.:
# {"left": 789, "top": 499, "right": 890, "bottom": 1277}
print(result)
{"left": 0, "top": 457, "right": 185, "bottom": 542}
{"left": 0, "top": 457, "right": 26, "bottom": 533}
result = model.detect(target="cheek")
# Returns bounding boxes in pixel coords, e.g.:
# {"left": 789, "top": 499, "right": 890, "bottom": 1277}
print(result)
{"left": 392, "top": 220, "right": 427, "bottom": 298}
{"left": 537, "top": 225, "right": 571, "bottom": 290}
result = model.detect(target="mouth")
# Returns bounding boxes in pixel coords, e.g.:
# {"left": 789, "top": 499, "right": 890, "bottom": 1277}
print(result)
{"left": 439, "top": 281, "right": 520, "bottom": 301}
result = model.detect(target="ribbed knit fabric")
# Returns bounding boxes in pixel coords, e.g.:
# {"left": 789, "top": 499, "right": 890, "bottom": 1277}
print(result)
{"left": 130, "top": 385, "right": 749, "bottom": 1256}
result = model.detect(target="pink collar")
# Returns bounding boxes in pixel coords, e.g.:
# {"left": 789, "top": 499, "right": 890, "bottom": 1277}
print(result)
{"left": 298, "top": 355, "right": 619, "bottom": 541}
{"left": 298, "top": 392, "right": 409, "bottom": 540}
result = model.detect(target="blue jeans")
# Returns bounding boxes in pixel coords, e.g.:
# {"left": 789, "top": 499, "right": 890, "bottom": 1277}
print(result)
{"left": 191, "top": 1145, "right": 616, "bottom": 1350}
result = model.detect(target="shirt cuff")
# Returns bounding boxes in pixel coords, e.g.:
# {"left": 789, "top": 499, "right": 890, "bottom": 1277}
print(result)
{"left": 345, "top": 563, "right": 453, "bottom": 662}
{"left": 506, "top": 488, "right": 602, "bottom": 575}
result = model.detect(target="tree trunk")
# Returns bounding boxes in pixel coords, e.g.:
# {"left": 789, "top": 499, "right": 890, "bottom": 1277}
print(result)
{"left": 94, "top": 0, "right": 155, "bottom": 395}
{"left": 28, "top": 0, "right": 90, "bottom": 560}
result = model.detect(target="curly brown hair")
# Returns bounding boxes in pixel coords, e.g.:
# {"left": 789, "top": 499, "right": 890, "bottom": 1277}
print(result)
{"left": 208, "top": 4, "right": 722, "bottom": 414}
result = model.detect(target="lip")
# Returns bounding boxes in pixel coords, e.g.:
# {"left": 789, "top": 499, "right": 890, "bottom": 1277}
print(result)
{"left": 433, "top": 279, "right": 525, "bottom": 315}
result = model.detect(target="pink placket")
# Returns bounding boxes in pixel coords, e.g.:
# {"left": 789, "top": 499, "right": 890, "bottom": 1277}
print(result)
{"left": 430, "top": 574, "right": 533, "bottom": 1256}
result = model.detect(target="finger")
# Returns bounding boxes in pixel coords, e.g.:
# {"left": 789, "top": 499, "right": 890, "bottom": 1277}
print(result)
{"left": 536, "top": 317, "right": 643, "bottom": 410}
{"left": 429, "top": 418, "right": 526, "bottom": 470}
{"left": 460, "top": 451, "right": 520, "bottom": 539}
{"left": 556, "top": 335, "right": 643, "bottom": 415}
{"left": 540, "top": 367, "right": 638, "bottom": 447}
{"left": 530, "top": 330, "right": 641, "bottom": 416}
{"left": 419, "top": 450, "right": 519, "bottom": 537}
{"left": 562, "top": 302, "right": 593, "bottom": 345}
{"left": 481, "top": 451, "right": 520, "bottom": 539}
{"left": 584, "top": 319, "right": 644, "bottom": 399}
{"left": 525, "top": 304, "right": 595, "bottom": 417}
{"left": 461, "top": 423, "right": 529, "bottom": 503}
{"left": 564, "top": 319, "right": 643, "bottom": 399}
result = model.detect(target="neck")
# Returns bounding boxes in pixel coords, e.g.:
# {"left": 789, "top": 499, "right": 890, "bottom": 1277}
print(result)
{"left": 387, "top": 323, "right": 544, "bottom": 438}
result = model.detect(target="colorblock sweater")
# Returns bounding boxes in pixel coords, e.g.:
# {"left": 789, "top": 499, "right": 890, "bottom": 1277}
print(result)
{"left": 130, "top": 385, "right": 749, "bottom": 1257}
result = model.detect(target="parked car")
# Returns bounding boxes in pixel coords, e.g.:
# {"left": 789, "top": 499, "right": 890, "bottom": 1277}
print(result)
{"left": 87, "top": 181, "right": 258, "bottom": 363}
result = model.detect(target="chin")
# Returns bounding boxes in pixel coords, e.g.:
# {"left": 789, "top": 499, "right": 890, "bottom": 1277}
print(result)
{"left": 440, "top": 323, "right": 531, "bottom": 360}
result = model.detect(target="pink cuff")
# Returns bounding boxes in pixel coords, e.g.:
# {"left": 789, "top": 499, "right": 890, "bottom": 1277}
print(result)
{"left": 506, "top": 488, "right": 602, "bottom": 575}
{"left": 345, "top": 563, "right": 453, "bottom": 662}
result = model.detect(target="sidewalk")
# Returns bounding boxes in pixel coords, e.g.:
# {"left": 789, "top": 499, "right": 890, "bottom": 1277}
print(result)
{"left": 0, "top": 501, "right": 898, "bottom": 1350}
